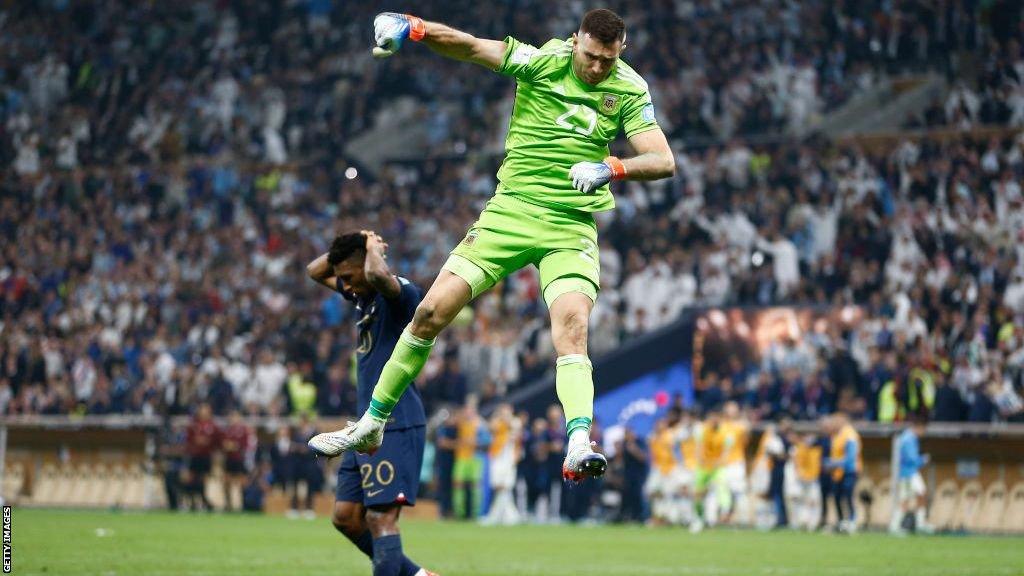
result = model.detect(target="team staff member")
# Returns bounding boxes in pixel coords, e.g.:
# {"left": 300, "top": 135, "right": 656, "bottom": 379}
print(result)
{"left": 825, "top": 412, "right": 862, "bottom": 534}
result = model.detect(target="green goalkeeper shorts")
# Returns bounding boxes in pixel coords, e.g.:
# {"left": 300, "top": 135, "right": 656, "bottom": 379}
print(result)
{"left": 694, "top": 467, "right": 723, "bottom": 493}
{"left": 452, "top": 456, "right": 483, "bottom": 483}
{"left": 444, "top": 187, "right": 600, "bottom": 307}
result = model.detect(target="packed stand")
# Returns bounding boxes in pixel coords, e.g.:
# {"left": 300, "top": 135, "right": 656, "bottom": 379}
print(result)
{"left": 1, "top": 0, "right": 993, "bottom": 173}
{"left": 4, "top": 132, "right": 1024, "bottom": 424}
{"left": 626, "top": 129, "right": 1024, "bottom": 424}
{"left": 1, "top": 0, "right": 1024, "bottom": 426}
{"left": 905, "top": 32, "right": 1024, "bottom": 130}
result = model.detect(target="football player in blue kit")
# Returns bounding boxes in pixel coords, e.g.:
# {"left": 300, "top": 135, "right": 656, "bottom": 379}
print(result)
{"left": 307, "top": 230, "right": 437, "bottom": 576}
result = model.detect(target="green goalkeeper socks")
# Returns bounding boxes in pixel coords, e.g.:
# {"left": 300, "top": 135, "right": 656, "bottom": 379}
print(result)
{"left": 368, "top": 328, "right": 436, "bottom": 420}
{"left": 556, "top": 354, "right": 594, "bottom": 440}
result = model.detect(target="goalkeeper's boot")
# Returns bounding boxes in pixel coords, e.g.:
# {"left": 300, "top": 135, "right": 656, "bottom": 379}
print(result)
{"left": 308, "top": 413, "right": 385, "bottom": 458}
{"left": 562, "top": 441, "right": 607, "bottom": 483}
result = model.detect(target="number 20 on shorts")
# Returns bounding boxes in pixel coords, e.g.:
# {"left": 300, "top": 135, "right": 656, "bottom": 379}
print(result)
{"left": 359, "top": 460, "right": 395, "bottom": 489}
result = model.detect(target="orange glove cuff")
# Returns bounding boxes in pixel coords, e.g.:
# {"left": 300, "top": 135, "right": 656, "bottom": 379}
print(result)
{"left": 406, "top": 15, "right": 426, "bottom": 41}
{"left": 604, "top": 156, "right": 627, "bottom": 180}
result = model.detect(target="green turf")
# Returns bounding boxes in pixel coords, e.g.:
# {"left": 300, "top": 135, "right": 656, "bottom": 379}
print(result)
{"left": 11, "top": 508, "right": 1024, "bottom": 575}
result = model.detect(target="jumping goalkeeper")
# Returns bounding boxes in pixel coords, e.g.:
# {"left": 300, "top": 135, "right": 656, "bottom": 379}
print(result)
{"left": 310, "top": 8, "right": 674, "bottom": 484}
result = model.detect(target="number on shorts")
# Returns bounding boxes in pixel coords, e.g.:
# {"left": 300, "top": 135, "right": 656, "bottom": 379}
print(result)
{"left": 360, "top": 464, "right": 374, "bottom": 489}
{"left": 360, "top": 461, "right": 395, "bottom": 489}
{"left": 375, "top": 461, "right": 395, "bottom": 486}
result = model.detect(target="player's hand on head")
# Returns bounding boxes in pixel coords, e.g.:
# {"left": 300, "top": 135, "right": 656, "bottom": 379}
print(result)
{"left": 362, "top": 230, "right": 389, "bottom": 255}
{"left": 372, "top": 12, "right": 424, "bottom": 58}
{"left": 569, "top": 161, "right": 613, "bottom": 194}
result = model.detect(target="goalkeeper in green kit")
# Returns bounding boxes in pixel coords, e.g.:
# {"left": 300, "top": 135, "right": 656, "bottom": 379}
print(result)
{"left": 310, "top": 8, "right": 675, "bottom": 483}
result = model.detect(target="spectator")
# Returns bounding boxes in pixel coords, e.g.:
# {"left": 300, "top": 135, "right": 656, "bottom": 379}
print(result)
{"left": 158, "top": 422, "right": 187, "bottom": 511}
{"left": 288, "top": 415, "right": 323, "bottom": 520}
{"left": 242, "top": 463, "right": 273, "bottom": 513}
{"left": 523, "top": 417, "right": 554, "bottom": 521}
{"left": 618, "top": 427, "right": 648, "bottom": 523}
{"left": 428, "top": 353, "right": 469, "bottom": 407}
{"left": 766, "top": 418, "right": 793, "bottom": 529}
{"left": 184, "top": 403, "right": 220, "bottom": 512}
{"left": 251, "top": 350, "right": 287, "bottom": 412}
{"left": 433, "top": 409, "right": 458, "bottom": 519}
{"left": 270, "top": 426, "right": 295, "bottom": 494}
{"left": 221, "top": 409, "right": 254, "bottom": 512}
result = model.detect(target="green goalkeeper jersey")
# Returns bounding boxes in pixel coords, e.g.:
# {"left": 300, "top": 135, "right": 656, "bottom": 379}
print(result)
{"left": 494, "top": 36, "right": 661, "bottom": 213}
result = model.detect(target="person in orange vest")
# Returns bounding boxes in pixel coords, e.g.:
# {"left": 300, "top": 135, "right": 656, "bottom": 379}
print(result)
{"left": 674, "top": 409, "right": 699, "bottom": 526}
{"left": 719, "top": 401, "right": 750, "bottom": 525}
{"left": 824, "top": 412, "right": 862, "bottom": 534}
{"left": 789, "top": 433, "right": 823, "bottom": 530}
{"left": 483, "top": 403, "right": 522, "bottom": 526}
{"left": 690, "top": 409, "right": 732, "bottom": 533}
{"left": 644, "top": 416, "right": 678, "bottom": 526}
{"left": 453, "top": 398, "right": 487, "bottom": 520}
{"left": 749, "top": 422, "right": 775, "bottom": 529}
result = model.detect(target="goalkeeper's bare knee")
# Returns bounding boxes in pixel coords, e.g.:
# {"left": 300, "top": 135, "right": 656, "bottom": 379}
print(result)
{"left": 410, "top": 299, "right": 452, "bottom": 339}
{"left": 409, "top": 271, "right": 473, "bottom": 339}
{"left": 550, "top": 293, "right": 592, "bottom": 356}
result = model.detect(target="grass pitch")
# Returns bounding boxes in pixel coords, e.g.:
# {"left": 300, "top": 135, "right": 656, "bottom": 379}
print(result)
{"left": 13, "top": 508, "right": 1023, "bottom": 575}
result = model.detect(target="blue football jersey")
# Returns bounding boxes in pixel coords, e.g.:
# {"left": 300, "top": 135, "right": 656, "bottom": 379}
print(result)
{"left": 342, "top": 277, "right": 427, "bottom": 430}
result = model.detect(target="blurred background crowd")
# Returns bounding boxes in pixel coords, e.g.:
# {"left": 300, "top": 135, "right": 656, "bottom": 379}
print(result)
{"left": 2, "top": 0, "right": 1024, "bottom": 438}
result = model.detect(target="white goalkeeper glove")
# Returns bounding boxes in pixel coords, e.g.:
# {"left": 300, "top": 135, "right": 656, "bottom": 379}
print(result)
{"left": 569, "top": 156, "right": 627, "bottom": 194}
{"left": 372, "top": 12, "right": 426, "bottom": 58}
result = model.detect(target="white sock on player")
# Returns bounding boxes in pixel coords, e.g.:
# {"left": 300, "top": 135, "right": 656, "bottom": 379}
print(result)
{"left": 568, "top": 428, "right": 591, "bottom": 451}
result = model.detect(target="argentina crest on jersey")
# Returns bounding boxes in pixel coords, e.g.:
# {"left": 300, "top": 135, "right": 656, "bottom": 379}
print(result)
{"left": 599, "top": 93, "right": 620, "bottom": 115}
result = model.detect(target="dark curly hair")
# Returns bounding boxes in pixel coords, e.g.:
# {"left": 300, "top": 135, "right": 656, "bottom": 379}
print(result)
{"left": 580, "top": 9, "right": 625, "bottom": 44}
{"left": 327, "top": 232, "right": 366, "bottom": 266}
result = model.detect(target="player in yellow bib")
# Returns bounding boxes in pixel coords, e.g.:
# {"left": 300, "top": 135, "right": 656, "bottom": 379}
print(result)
{"left": 826, "top": 413, "right": 863, "bottom": 533}
{"left": 482, "top": 403, "right": 522, "bottom": 526}
{"left": 691, "top": 410, "right": 733, "bottom": 532}
{"left": 789, "top": 434, "right": 823, "bottom": 530}
{"left": 676, "top": 411, "right": 699, "bottom": 525}
{"left": 719, "top": 402, "right": 750, "bottom": 524}
{"left": 644, "top": 418, "right": 679, "bottom": 526}
{"left": 310, "top": 9, "right": 675, "bottom": 486}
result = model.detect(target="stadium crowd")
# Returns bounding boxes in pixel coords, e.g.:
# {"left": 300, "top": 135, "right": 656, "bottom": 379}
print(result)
{"left": 2, "top": 1, "right": 1024, "bottom": 427}
{"left": 0, "top": 0, "right": 1003, "bottom": 170}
